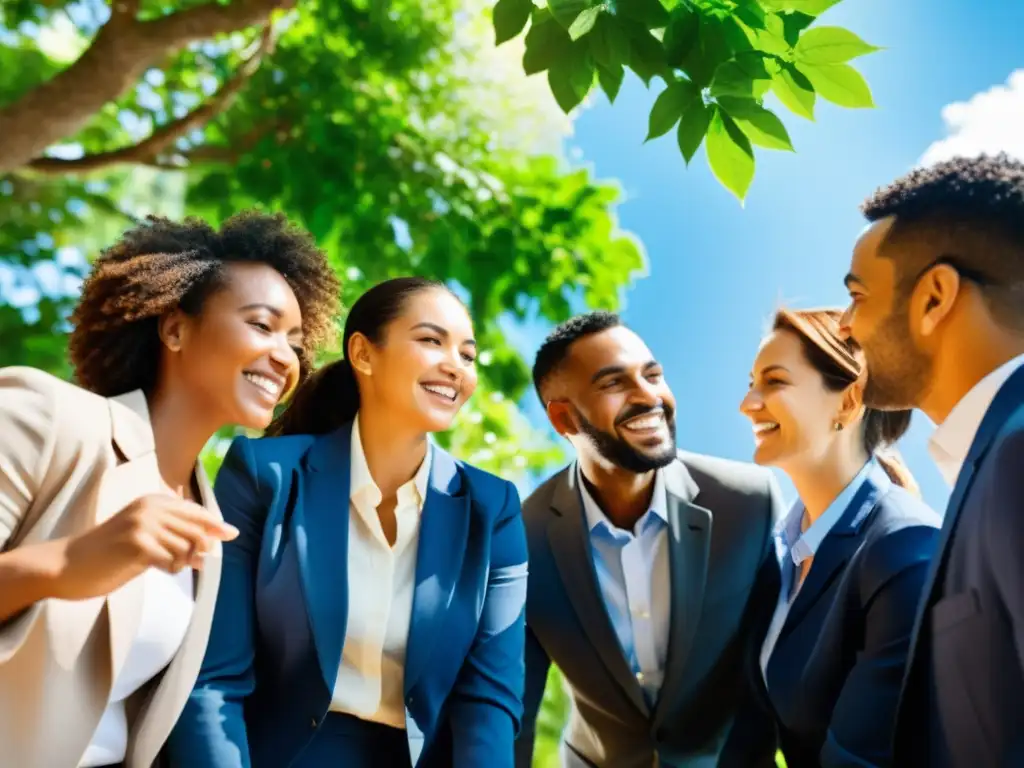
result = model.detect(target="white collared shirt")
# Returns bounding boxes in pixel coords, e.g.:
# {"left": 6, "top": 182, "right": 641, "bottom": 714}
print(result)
{"left": 80, "top": 568, "right": 194, "bottom": 767}
{"left": 329, "top": 415, "right": 431, "bottom": 729}
{"left": 929, "top": 354, "right": 1024, "bottom": 487}
{"left": 578, "top": 465, "right": 670, "bottom": 701}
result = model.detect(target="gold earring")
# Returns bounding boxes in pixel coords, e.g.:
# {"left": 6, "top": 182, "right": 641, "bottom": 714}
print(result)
{"left": 834, "top": 421, "right": 844, "bottom": 431}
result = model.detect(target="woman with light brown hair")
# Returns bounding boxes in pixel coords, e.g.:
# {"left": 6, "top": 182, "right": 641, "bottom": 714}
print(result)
{"left": 739, "top": 308, "right": 940, "bottom": 767}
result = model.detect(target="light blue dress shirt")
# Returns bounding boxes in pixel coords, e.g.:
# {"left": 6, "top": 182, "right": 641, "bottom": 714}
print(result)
{"left": 759, "top": 459, "right": 885, "bottom": 680}
{"left": 577, "top": 465, "right": 670, "bottom": 703}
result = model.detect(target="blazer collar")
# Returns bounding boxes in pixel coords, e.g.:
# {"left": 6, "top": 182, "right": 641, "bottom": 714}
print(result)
{"left": 298, "top": 419, "right": 467, "bottom": 696}
{"left": 108, "top": 389, "right": 155, "bottom": 460}
{"left": 305, "top": 420, "right": 462, "bottom": 497}
{"left": 547, "top": 454, "right": 711, "bottom": 720}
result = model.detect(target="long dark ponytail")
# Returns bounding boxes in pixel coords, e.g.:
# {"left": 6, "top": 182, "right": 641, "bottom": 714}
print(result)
{"left": 266, "top": 276, "right": 453, "bottom": 436}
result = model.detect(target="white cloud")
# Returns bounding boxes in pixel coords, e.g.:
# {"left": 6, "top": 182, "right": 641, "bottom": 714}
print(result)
{"left": 919, "top": 69, "right": 1024, "bottom": 167}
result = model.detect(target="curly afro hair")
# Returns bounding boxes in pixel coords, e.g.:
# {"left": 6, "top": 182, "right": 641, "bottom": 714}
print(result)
{"left": 69, "top": 211, "right": 340, "bottom": 396}
{"left": 861, "top": 153, "right": 1024, "bottom": 327}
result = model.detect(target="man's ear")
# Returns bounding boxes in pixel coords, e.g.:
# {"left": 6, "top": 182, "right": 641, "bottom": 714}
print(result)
{"left": 546, "top": 400, "right": 580, "bottom": 438}
{"left": 914, "top": 263, "right": 961, "bottom": 338}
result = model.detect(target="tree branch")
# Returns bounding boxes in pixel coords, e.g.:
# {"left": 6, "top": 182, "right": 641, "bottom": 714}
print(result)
{"left": 0, "top": 0, "right": 290, "bottom": 174}
{"left": 25, "top": 26, "right": 277, "bottom": 175}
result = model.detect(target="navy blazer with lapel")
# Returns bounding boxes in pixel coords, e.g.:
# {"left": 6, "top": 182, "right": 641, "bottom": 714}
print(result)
{"left": 165, "top": 422, "right": 529, "bottom": 768}
{"left": 894, "top": 364, "right": 1024, "bottom": 767}
{"left": 764, "top": 464, "right": 940, "bottom": 768}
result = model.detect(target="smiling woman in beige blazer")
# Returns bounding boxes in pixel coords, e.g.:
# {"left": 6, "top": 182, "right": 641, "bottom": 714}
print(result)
{"left": 0, "top": 211, "right": 340, "bottom": 768}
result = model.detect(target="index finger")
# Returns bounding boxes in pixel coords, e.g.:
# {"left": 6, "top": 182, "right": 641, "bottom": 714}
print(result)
{"left": 165, "top": 499, "right": 240, "bottom": 541}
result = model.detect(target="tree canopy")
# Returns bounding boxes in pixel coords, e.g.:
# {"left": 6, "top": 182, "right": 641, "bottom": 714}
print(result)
{"left": 494, "top": 0, "right": 879, "bottom": 200}
{"left": 0, "top": 0, "right": 648, "bottom": 484}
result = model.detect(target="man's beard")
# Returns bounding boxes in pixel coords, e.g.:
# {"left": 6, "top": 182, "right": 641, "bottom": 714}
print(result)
{"left": 575, "top": 406, "right": 678, "bottom": 473}
{"left": 861, "top": 300, "right": 933, "bottom": 411}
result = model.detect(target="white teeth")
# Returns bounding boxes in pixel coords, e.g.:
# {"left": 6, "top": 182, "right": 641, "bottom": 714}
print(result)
{"left": 424, "top": 384, "right": 457, "bottom": 401}
{"left": 244, "top": 372, "right": 281, "bottom": 398}
{"left": 622, "top": 414, "right": 663, "bottom": 431}
{"left": 753, "top": 422, "right": 779, "bottom": 434}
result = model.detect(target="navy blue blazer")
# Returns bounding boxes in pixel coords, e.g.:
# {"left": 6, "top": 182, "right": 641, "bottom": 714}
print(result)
{"left": 763, "top": 465, "right": 939, "bottom": 768}
{"left": 165, "top": 423, "right": 528, "bottom": 768}
{"left": 894, "top": 363, "right": 1024, "bottom": 767}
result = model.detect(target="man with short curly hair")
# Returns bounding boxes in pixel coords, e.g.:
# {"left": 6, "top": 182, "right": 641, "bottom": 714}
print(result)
{"left": 840, "top": 153, "right": 1024, "bottom": 767}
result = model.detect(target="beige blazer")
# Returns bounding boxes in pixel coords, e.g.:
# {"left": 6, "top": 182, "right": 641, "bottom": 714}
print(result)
{"left": 0, "top": 366, "right": 222, "bottom": 768}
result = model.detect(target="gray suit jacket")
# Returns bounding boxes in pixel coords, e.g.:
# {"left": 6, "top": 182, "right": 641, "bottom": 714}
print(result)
{"left": 516, "top": 450, "right": 784, "bottom": 768}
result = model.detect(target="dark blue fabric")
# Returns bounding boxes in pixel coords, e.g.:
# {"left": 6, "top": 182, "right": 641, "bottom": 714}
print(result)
{"left": 894, "top": 363, "right": 1024, "bottom": 768}
{"left": 165, "top": 423, "right": 528, "bottom": 768}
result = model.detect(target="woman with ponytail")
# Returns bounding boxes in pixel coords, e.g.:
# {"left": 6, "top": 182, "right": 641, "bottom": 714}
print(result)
{"left": 168, "top": 277, "right": 528, "bottom": 768}
{"left": 738, "top": 308, "right": 940, "bottom": 768}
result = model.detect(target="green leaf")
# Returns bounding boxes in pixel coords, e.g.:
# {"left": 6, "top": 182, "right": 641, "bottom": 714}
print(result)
{"left": 771, "top": 65, "right": 816, "bottom": 119}
{"left": 493, "top": 0, "right": 534, "bottom": 45}
{"left": 716, "top": 97, "right": 794, "bottom": 150}
{"left": 598, "top": 62, "right": 625, "bottom": 102}
{"left": 795, "top": 26, "right": 881, "bottom": 63}
{"left": 569, "top": 5, "right": 602, "bottom": 41}
{"left": 624, "top": 22, "right": 669, "bottom": 85}
{"left": 709, "top": 54, "right": 771, "bottom": 98}
{"left": 760, "top": 0, "right": 842, "bottom": 14}
{"left": 680, "top": 16, "right": 733, "bottom": 86}
{"left": 706, "top": 109, "right": 755, "bottom": 201}
{"left": 590, "top": 15, "right": 631, "bottom": 68}
{"left": 663, "top": 4, "right": 699, "bottom": 67}
{"left": 548, "top": 0, "right": 593, "bottom": 27}
{"left": 796, "top": 61, "right": 874, "bottom": 107}
{"left": 676, "top": 100, "right": 713, "bottom": 164}
{"left": 617, "top": 0, "right": 670, "bottom": 28}
{"left": 646, "top": 80, "right": 700, "bottom": 141}
{"left": 547, "top": 44, "right": 596, "bottom": 112}
{"left": 782, "top": 12, "right": 815, "bottom": 46}
{"left": 523, "top": 9, "right": 572, "bottom": 74}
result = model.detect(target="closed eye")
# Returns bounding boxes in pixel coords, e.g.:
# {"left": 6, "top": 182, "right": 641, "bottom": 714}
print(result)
{"left": 249, "top": 321, "right": 272, "bottom": 333}
{"left": 419, "top": 336, "right": 442, "bottom": 346}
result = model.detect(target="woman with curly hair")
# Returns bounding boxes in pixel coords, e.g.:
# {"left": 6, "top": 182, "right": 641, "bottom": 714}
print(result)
{"left": 0, "top": 211, "right": 339, "bottom": 768}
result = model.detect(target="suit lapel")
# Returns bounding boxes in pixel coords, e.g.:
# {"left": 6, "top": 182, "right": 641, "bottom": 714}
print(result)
{"left": 404, "top": 447, "right": 470, "bottom": 694}
{"left": 897, "top": 364, "right": 1024, "bottom": 725}
{"left": 299, "top": 423, "right": 354, "bottom": 692}
{"left": 778, "top": 476, "right": 882, "bottom": 641}
{"left": 547, "top": 465, "right": 649, "bottom": 715}
{"left": 654, "top": 461, "right": 711, "bottom": 724}
{"left": 101, "top": 392, "right": 160, "bottom": 688}
{"left": 128, "top": 466, "right": 224, "bottom": 767}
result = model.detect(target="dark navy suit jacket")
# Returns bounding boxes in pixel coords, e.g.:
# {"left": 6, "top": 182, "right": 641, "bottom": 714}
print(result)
{"left": 763, "top": 464, "right": 939, "bottom": 768}
{"left": 894, "top": 364, "right": 1024, "bottom": 767}
{"left": 165, "top": 423, "right": 529, "bottom": 768}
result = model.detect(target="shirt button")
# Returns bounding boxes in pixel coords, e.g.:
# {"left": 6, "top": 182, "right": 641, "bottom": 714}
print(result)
{"left": 310, "top": 716, "right": 317, "bottom": 728}
{"left": 636, "top": 672, "right": 645, "bottom": 684}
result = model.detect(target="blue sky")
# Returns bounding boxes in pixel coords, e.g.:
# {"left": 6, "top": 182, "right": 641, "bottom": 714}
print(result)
{"left": 537, "top": 0, "right": 1024, "bottom": 512}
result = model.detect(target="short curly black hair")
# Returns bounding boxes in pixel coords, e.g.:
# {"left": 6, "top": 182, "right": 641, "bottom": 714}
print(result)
{"left": 532, "top": 311, "right": 621, "bottom": 403}
{"left": 861, "top": 153, "right": 1024, "bottom": 327}
{"left": 69, "top": 211, "right": 340, "bottom": 396}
